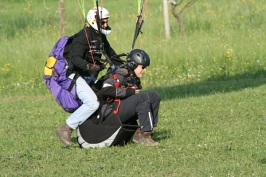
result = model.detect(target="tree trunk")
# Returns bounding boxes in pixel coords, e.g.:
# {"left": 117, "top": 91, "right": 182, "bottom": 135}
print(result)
{"left": 171, "top": 4, "right": 185, "bottom": 36}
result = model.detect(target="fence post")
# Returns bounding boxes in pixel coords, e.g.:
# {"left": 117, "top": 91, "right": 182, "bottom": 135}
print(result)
{"left": 163, "top": 0, "right": 170, "bottom": 39}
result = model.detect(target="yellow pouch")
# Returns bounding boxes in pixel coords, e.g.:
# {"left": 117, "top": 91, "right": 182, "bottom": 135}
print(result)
{"left": 44, "top": 57, "right": 57, "bottom": 76}
{"left": 46, "top": 56, "right": 56, "bottom": 68}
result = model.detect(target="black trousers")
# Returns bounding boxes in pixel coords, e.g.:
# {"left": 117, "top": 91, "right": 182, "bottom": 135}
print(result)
{"left": 116, "top": 91, "right": 161, "bottom": 133}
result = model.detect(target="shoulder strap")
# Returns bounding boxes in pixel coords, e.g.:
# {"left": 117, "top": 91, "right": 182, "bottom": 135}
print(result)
{"left": 67, "top": 73, "right": 79, "bottom": 92}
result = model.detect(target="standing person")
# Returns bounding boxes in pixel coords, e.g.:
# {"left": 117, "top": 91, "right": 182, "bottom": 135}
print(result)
{"left": 55, "top": 6, "right": 124, "bottom": 147}
{"left": 100, "top": 49, "right": 161, "bottom": 146}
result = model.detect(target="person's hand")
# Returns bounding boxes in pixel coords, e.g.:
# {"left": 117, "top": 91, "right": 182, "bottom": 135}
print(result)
{"left": 86, "top": 64, "right": 101, "bottom": 77}
{"left": 131, "top": 86, "right": 139, "bottom": 94}
{"left": 99, "top": 63, "right": 106, "bottom": 71}
{"left": 135, "top": 89, "right": 140, "bottom": 94}
{"left": 90, "top": 65, "right": 101, "bottom": 77}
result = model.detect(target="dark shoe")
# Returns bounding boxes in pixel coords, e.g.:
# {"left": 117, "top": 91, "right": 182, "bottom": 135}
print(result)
{"left": 138, "top": 132, "right": 159, "bottom": 146}
{"left": 55, "top": 123, "right": 73, "bottom": 147}
{"left": 132, "top": 128, "right": 141, "bottom": 143}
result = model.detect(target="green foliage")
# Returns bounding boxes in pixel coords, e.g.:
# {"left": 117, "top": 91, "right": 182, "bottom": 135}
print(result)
{"left": 1, "top": 0, "right": 266, "bottom": 176}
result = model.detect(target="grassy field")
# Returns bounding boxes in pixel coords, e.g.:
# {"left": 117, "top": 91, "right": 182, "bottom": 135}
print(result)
{"left": 1, "top": 0, "right": 266, "bottom": 176}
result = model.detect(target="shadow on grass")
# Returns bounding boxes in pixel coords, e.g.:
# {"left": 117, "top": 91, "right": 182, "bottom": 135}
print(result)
{"left": 153, "top": 129, "right": 172, "bottom": 142}
{"left": 258, "top": 158, "right": 266, "bottom": 164}
{"left": 68, "top": 70, "right": 266, "bottom": 148}
{"left": 146, "top": 69, "right": 266, "bottom": 101}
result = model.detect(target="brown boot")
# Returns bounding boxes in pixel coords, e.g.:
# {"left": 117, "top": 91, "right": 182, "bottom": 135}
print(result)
{"left": 55, "top": 123, "right": 73, "bottom": 147}
{"left": 132, "top": 128, "right": 141, "bottom": 143}
{"left": 138, "top": 132, "right": 159, "bottom": 146}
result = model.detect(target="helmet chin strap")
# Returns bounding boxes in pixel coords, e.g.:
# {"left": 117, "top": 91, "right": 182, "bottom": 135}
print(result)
{"left": 100, "top": 26, "right": 111, "bottom": 35}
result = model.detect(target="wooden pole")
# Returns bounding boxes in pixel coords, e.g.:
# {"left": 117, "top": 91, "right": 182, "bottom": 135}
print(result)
{"left": 163, "top": 0, "right": 170, "bottom": 39}
{"left": 59, "top": 0, "right": 65, "bottom": 37}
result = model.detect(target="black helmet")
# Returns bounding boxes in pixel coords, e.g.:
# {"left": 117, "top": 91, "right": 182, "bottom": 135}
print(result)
{"left": 126, "top": 49, "right": 150, "bottom": 70}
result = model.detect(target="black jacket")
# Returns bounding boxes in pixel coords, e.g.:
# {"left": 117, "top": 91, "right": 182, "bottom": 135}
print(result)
{"left": 65, "top": 26, "right": 124, "bottom": 77}
{"left": 98, "top": 68, "right": 142, "bottom": 103}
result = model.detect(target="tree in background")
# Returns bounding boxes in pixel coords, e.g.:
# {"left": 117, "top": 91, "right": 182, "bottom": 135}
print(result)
{"left": 168, "top": 0, "right": 198, "bottom": 36}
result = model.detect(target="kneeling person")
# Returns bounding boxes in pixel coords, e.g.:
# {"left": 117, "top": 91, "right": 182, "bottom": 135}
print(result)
{"left": 100, "top": 49, "right": 161, "bottom": 146}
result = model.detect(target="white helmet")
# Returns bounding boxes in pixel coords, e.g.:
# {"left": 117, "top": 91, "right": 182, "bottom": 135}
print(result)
{"left": 86, "top": 7, "right": 112, "bottom": 35}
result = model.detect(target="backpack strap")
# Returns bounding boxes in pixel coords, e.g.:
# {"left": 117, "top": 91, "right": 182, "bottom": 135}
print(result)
{"left": 67, "top": 73, "right": 79, "bottom": 92}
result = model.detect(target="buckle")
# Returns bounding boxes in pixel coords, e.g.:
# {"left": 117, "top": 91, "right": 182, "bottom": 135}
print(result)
{"left": 106, "top": 98, "right": 113, "bottom": 102}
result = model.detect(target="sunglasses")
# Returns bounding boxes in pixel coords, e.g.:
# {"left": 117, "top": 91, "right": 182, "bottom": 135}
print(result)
{"left": 101, "top": 21, "right": 108, "bottom": 25}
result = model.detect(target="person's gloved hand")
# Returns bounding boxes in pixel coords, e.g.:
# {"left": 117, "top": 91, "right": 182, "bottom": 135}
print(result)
{"left": 99, "top": 63, "right": 106, "bottom": 71}
{"left": 85, "top": 64, "right": 101, "bottom": 77}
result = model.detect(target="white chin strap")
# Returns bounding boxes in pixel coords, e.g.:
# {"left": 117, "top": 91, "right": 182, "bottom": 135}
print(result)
{"left": 100, "top": 28, "right": 111, "bottom": 35}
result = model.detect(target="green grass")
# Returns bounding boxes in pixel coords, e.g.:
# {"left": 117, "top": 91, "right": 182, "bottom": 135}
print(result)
{"left": 1, "top": 0, "right": 266, "bottom": 176}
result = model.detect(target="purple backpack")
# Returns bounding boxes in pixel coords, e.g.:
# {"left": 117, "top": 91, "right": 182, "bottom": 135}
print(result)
{"left": 43, "top": 36, "right": 82, "bottom": 113}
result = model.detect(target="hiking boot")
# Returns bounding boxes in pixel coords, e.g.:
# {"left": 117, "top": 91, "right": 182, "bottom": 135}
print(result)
{"left": 138, "top": 132, "right": 159, "bottom": 146}
{"left": 55, "top": 123, "right": 73, "bottom": 147}
{"left": 132, "top": 128, "right": 141, "bottom": 143}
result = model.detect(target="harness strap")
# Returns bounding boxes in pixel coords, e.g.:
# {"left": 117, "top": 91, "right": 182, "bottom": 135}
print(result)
{"left": 112, "top": 73, "right": 121, "bottom": 114}
{"left": 95, "top": 101, "right": 105, "bottom": 125}
{"left": 67, "top": 73, "right": 79, "bottom": 92}
{"left": 113, "top": 98, "right": 121, "bottom": 114}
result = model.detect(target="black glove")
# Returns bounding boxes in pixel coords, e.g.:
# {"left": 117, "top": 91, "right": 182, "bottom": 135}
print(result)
{"left": 85, "top": 64, "right": 101, "bottom": 78}
{"left": 99, "top": 62, "right": 106, "bottom": 70}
